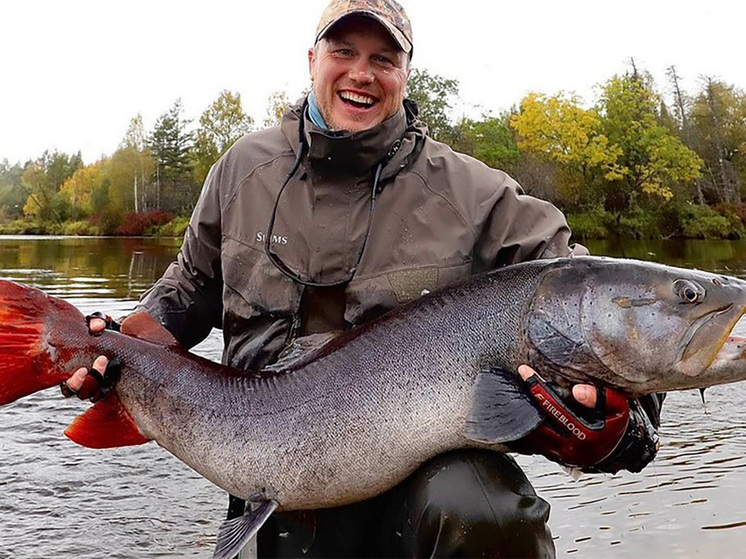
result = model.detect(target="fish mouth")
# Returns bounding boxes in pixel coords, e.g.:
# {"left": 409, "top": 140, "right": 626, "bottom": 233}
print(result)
{"left": 692, "top": 330, "right": 746, "bottom": 389}
{"left": 713, "top": 335, "right": 746, "bottom": 362}
{"left": 677, "top": 304, "right": 745, "bottom": 377}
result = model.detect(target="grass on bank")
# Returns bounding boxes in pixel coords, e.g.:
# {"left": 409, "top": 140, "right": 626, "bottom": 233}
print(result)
{"left": 567, "top": 203, "right": 746, "bottom": 240}
{"left": 0, "top": 211, "right": 191, "bottom": 237}
{"left": 0, "top": 203, "right": 745, "bottom": 240}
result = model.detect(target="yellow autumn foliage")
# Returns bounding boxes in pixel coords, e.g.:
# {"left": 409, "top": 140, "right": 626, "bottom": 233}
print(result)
{"left": 511, "top": 92, "right": 623, "bottom": 180}
{"left": 59, "top": 160, "right": 107, "bottom": 218}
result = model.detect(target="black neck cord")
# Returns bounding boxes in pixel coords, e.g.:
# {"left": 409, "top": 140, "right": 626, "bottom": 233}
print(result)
{"left": 263, "top": 100, "right": 387, "bottom": 288}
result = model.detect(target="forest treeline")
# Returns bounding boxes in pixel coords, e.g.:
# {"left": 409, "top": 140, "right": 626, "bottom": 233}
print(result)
{"left": 1, "top": 64, "right": 745, "bottom": 239}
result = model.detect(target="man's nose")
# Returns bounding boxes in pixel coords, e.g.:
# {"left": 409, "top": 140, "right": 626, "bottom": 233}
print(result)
{"left": 348, "top": 60, "right": 375, "bottom": 83}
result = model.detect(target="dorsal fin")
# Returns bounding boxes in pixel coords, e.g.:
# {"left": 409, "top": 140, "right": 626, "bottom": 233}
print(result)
{"left": 262, "top": 332, "right": 341, "bottom": 374}
{"left": 120, "top": 312, "right": 181, "bottom": 348}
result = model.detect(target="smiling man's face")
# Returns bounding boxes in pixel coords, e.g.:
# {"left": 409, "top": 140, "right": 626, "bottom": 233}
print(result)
{"left": 309, "top": 15, "right": 409, "bottom": 132}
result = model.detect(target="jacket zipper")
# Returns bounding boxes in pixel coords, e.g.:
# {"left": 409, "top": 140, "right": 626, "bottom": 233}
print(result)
{"left": 285, "top": 285, "right": 306, "bottom": 346}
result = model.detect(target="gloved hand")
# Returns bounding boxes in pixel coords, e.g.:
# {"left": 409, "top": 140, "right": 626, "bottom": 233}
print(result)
{"left": 60, "top": 312, "right": 122, "bottom": 402}
{"left": 510, "top": 368, "right": 660, "bottom": 474}
{"left": 85, "top": 311, "right": 121, "bottom": 333}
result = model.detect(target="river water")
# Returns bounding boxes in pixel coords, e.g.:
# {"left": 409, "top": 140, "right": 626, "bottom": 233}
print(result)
{"left": 1, "top": 235, "right": 745, "bottom": 558}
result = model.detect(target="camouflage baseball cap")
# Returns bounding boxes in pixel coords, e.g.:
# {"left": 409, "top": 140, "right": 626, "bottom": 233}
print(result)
{"left": 315, "top": 0, "right": 413, "bottom": 55}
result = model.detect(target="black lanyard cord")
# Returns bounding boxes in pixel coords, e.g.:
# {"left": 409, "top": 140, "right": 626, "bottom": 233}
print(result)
{"left": 264, "top": 99, "right": 403, "bottom": 288}
{"left": 264, "top": 139, "right": 306, "bottom": 276}
{"left": 264, "top": 145, "right": 384, "bottom": 288}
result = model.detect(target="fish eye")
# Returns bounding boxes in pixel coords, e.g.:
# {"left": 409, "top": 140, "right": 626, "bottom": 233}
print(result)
{"left": 673, "top": 279, "right": 705, "bottom": 304}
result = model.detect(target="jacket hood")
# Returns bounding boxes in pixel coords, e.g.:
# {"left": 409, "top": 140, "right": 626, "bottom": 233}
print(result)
{"left": 281, "top": 97, "right": 426, "bottom": 180}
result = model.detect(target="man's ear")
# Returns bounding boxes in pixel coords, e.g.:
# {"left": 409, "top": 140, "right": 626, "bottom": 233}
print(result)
{"left": 308, "top": 47, "right": 316, "bottom": 81}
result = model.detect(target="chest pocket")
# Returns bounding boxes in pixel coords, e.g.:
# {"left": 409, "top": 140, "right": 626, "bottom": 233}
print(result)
{"left": 221, "top": 234, "right": 302, "bottom": 319}
{"left": 345, "top": 261, "right": 472, "bottom": 325}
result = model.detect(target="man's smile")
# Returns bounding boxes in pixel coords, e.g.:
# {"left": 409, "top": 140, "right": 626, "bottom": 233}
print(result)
{"left": 338, "top": 90, "right": 379, "bottom": 109}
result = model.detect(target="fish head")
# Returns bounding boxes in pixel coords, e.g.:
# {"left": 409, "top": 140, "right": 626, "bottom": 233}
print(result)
{"left": 523, "top": 257, "right": 746, "bottom": 395}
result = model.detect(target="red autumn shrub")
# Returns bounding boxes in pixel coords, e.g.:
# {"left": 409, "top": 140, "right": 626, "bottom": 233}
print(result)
{"left": 116, "top": 211, "right": 175, "bottom": 236}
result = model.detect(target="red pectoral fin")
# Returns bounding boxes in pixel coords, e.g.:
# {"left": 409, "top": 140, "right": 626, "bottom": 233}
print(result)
{"left": 64, "top": 392, "right": 151, "bottom": 448}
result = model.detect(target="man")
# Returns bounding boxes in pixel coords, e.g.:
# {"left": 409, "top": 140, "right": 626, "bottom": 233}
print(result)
{"left": 64, "top": 1, "right": 661, "bottom": 557}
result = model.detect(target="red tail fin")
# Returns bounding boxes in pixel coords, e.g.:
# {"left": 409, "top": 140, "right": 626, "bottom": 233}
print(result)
{"left": 0, "top": 280, "right": 86, "bottom": 405}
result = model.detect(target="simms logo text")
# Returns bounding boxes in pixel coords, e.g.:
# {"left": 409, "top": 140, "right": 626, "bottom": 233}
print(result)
{"left": 256, "top": 232, "right": 288, "bottom": 245}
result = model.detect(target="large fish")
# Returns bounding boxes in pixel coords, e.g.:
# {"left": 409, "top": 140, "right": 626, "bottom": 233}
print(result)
{"left": 1, "top": 256, "right": 746, "bottom": 558}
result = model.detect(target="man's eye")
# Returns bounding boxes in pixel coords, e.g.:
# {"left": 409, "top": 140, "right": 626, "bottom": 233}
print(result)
{"left": 374, "top": 56, "right": 393, "bottom": 66}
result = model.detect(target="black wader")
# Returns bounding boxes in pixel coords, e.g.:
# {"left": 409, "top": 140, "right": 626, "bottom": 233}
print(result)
{"left": 242, "top": 450, "right": 555, "bottom": 558}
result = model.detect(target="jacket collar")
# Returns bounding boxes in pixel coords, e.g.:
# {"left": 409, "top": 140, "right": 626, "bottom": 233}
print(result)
{"left": 281, "top": 97, "right": 425, "bottom": 179}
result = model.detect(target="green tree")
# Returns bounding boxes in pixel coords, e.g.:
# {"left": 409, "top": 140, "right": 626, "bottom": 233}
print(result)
{"left": 450, "top": 112, "right": 559, "bottom": 202}
{"left": 124, "top": 113, "right": 147, "bottom": 151}
{"left": 406, "top": 68, "right": 459, "bottom": 142}
{"left": 120, "top": 114, "right": 155, "bottom": 212}
{"left": 22, "top": 150, "right": 82, "bottom": 222}
{"left": 689, "top": 78, "right": 746, "bottom": 204}
{"left": 193, "top": 90, "right": 254, "bottom": 185}
{"left": 59, "top": 160, "right": 108, "bottom": 219}
{"left": 511, "top": 92, "right": 622, "bottom": 208}
{"left": 666, "top": 66, "right": 691, "bottom": 136}
{"left": 454, "top": 112, "right": 521, "bottom": 173}
{"left": 667, "top": 66, "right": 707, "bottom": 204}
{"left": 0, "top": 159, "right": 26, "bottom": 220}
{"left": 107, "top": 147, "right": 144, "bottom": 216}
{"left": 599, "top": 71, "right": 702, "bottom": 211}
{"left": 148, "top": 99, "right": 196, "bottom": 212}
{"left": 263, "top": 89, "right": 291, "bottom": 128}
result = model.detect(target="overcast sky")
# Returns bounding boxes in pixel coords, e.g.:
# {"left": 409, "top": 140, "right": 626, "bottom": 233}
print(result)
{"left": 1, "top": 0, "right": 743, "bottom": 164}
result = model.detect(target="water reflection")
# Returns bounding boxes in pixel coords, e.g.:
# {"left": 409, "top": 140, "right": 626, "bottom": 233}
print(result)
{"left": 1, "top": 236, "right": 746, "bottom": 557}
{"left": 586, "top": 238, "right": 746, "bottom": 278}
{"left": 0, "top": 235, "right": 182, "bottom": 300}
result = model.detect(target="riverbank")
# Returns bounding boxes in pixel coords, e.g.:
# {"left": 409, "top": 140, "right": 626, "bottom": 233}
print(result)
{"left": 567, "top": 204, "right": 746, "bottom": 240}
{"left": 0, "top": 212, "right": 190, "bottom": 238}
{"left": 2, "top": 204, "right": 744, "bottom": 240}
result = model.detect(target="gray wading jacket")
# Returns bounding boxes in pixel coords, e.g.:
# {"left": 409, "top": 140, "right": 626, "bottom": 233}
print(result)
{"left": 138, "top": 99, "right": 586, "bottom": 371}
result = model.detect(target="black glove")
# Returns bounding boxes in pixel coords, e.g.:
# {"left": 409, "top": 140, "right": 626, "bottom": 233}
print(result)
{"left": 510, "top": 373, "right": 661, "bottom": 474}
{"left": 60, "top": 357, "right": 122, "bottom": 402}
{"left": 588, "top": 395, "right": 662, "bottom": 474}
{"left": 86, "top": 311, "right": 121, "bottom": 333}
{"left": 59, "top": 312, "right": 123, "bottom": 402}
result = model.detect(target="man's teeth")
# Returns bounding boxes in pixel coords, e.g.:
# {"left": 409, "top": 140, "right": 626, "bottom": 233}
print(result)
{"left": 340, "top": 92, "right": 376, "bottom": 106}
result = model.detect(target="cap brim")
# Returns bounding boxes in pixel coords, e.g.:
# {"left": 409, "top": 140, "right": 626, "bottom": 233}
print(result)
{"left": 316, "top": 11, "right": 412, "bottom": 54}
